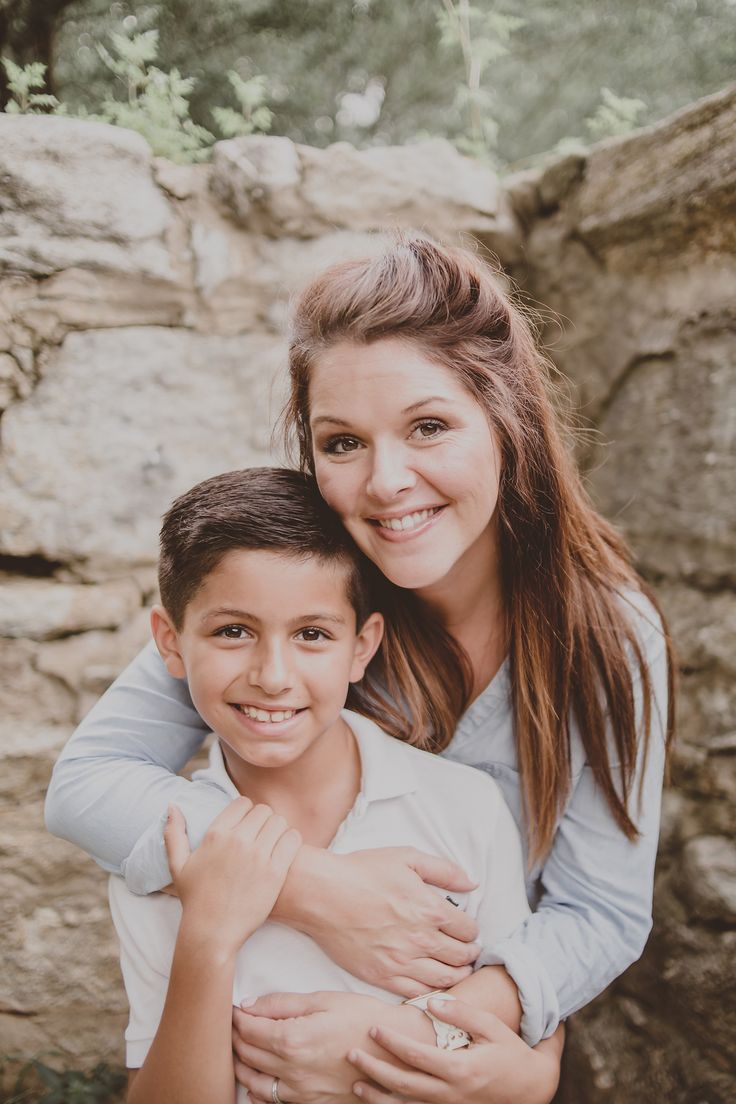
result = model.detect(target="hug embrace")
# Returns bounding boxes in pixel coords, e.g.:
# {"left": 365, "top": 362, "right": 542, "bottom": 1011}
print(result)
{"left": 45, "top": 234, "right": 675, "bottom": 1104}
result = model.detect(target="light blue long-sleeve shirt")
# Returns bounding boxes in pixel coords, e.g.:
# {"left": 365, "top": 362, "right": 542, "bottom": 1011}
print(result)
{"left": 44, "top": 588, "right": 669, "bottom": 1047}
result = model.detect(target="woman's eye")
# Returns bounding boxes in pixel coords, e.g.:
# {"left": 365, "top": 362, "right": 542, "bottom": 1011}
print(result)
{"left": 296, "top": 627, "right": 329, "bottom": 642}
{"left": 324, "top": 435, "right": 362, "bottom": 455}
{"left": 411, "top": 419, "right": 447, "bottom": 439}
{"left": 215, "top": 625, "right": 249, "bottom": 640}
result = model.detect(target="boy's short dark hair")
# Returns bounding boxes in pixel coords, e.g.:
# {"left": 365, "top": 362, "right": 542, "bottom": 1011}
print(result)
{"left": 158, "top": 467, "right": 374, "bottom": 629}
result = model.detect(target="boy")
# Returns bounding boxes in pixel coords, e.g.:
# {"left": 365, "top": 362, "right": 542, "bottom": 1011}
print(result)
{"left": 109, "top": 467, "right": 532, "bottom": 1104}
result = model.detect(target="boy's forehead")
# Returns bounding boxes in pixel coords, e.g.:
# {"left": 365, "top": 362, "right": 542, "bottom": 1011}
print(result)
{"left": 185, "top": 547, "right": 356, "bottom": 621}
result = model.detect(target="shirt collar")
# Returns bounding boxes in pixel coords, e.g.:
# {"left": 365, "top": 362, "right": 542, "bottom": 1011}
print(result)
{"left": 203, "top": 708, "right": 418, "bottom": 806}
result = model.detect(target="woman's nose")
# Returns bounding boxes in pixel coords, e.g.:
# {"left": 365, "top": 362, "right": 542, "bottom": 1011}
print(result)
{"left": 365, "top": 443, "right": 417, "bottom": 502}
{"left": 249, "top": 642, "right": 292, "bottom": 696}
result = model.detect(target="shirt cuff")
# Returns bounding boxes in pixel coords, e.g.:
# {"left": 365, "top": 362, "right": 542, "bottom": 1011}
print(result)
{"left": 477, "top": 938, "right": 561, "bottom": 1047}
{"left": 121, "top": 811, "right": 173, "bottom": 895}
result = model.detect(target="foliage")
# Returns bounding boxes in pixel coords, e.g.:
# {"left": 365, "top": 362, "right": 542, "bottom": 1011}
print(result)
{"left": 585, "top": 86, "right": 647, "bottom": 141}
{"left": 437, "top": 0, "right": 523, "bottom": 161}
{"left": 0, "top": 1055, "right": 126, "bottom": 1104}
{"left": 211, "top": 72, "right": 273, "bottom": 139}
{"left": 93, "top": 29, "right": 214, "bottom": 162}
{"left": 0, "top": 57, "right": 62, "bottom": 114}
{"left": 2, "top": 1, "right": 735, "bottom": 164}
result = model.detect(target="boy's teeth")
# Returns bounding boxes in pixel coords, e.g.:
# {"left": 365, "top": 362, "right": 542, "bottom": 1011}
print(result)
{"left": 238, "top": 706, "right": 295, "bottom": 722}
{"left": 378, "top": 508, "right": 436, "bottom": 532}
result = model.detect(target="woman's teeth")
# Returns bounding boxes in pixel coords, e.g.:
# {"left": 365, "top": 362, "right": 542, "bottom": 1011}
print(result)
{"left": 377, "top": 508, "right": 438, "bottom": 532}
{"left": 235, "top": 705, "right": 296, "bottom": 723}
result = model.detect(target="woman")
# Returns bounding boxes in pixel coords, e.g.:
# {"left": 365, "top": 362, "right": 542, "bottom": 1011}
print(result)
{"left": 45, "top": 234, "right": 674, "bottom": 1103}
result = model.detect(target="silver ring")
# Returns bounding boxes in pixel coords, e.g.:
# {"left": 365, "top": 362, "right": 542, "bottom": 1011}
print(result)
{"left": 271, "top": 1077, "right": 284, "bottom": 1104}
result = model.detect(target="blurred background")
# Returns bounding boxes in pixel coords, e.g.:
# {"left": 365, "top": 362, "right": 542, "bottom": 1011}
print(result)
{"left": 0, "top": 2, "right": 735, "bottom": 1103}
{"left": 1, "top": 0, "right": 735, "bottom": 165}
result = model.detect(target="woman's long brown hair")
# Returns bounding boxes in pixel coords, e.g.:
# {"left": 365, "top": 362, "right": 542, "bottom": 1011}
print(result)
{"left": 282, "top": 234, "right": 676, "bottom": 863}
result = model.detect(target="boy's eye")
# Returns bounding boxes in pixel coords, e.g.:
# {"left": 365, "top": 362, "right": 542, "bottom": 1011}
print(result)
{"left": 215, "top": 625, "right": 250, "bottom": 640}
{"left": 296, "top": 627, "right": 329, "bottom": 642}
{"left": 411, "top": 418, "right": 447, "bottom": 440}
{"left": 323, "top": 435, "right": 362, "bottom": 455}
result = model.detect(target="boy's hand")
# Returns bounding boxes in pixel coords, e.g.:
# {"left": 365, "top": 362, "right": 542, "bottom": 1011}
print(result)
{"left": 165, "top": 799, "right": 302, "bottom": 955}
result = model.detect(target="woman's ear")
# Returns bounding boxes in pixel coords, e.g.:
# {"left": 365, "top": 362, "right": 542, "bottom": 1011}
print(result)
{"left": 349, "top": 611, "right": 384, "bottom": 683}
{"left": 150, "top": 606, "right": 187, "bottom": 679}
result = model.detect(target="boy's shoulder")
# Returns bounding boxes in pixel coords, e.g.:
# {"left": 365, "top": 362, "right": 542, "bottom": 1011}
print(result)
{"left": 345, "top": 710, "right": 506, "bottom": 820}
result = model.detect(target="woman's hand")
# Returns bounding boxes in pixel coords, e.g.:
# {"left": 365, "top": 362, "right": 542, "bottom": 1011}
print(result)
{"left": 275, "top": 846, "right": 480, "bottom": 997}
{"left": 232, "top": 991, "right": 432, "bottom": 1104}
{"left": 165, "top": 799, "right": 301, "bottom": 954}
{"left": 347, "top": 998, "right": 562, "bottom": 1104}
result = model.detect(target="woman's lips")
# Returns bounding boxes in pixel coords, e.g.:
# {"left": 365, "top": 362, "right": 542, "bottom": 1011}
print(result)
{"left": 368, "top": 505, "right": 446, "bottom": 542}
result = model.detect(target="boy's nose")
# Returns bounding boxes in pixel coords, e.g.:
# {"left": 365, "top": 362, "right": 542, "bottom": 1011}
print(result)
{"left": 249, "top": 642, "right": 293, "bottom": 695}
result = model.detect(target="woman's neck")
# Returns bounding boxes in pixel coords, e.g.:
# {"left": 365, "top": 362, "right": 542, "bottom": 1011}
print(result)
{"left": 416, "top": 523, "right": 507, "bottom": 702}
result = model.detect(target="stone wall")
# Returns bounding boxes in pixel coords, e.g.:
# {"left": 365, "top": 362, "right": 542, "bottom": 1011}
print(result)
{"left": 1, "top": 87, "right": 734, "bottom": 1101}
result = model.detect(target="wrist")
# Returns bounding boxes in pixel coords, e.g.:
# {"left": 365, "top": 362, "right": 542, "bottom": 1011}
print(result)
{"left": 272, "top": 844, "right": 339, "bottom": 932}
{"left": 176, "top": 915, "right": 239, "bottom": 968}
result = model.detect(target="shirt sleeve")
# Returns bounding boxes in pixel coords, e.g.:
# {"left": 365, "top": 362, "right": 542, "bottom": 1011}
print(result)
{"left": 477, "top": 601, "right": 670, "bottom": 1046}
{"left": 44, "top": 641, "right": 233, "bottom": 894}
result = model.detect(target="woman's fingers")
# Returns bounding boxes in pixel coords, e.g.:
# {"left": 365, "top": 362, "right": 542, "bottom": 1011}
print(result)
{"left": 163, "top": 805, "right": 189, "bottom": 877}
{"left": 436, "top": 901, "right": 478, "bottom": 942}
{"left": 362, "top": 1025, "right": 457, "bottom": 1078}
{"left": 348, "top": 1047, "right": 441, "bottom": 1100}
{"left": 235, "top": 1061, "right": 295, "bottom": 1103}
{"left": 405, "top": 849, "right": 478, "bottom": 894}
{"left": 431, "top": 932, "right": 481, "bottom": 968}
{"left": 397, "top": 958, "right": 474, "bottom": 991}
{"left": 231, "top": 1034, "right": 283, "bottom": 1076}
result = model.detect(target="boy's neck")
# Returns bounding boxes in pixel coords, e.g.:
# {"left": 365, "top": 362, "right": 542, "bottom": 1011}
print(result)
{"left": 218, "top": 716, "right": 362, "bottom": 849}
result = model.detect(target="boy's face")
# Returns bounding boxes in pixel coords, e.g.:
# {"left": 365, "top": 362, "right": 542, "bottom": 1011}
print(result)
{"left": 152, "top": 549, "right": 383, "bottom": 773}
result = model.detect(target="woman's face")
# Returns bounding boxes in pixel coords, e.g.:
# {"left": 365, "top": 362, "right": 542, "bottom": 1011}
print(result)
{"left": 308, "top": 338, "right": 502, "bottom": 598}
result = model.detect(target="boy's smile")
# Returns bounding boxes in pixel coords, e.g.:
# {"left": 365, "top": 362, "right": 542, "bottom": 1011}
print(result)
{"left": 151, "top": 549, "right": 382, "bottom": 791}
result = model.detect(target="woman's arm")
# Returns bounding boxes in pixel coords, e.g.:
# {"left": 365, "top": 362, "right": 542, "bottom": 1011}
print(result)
{"left": 479, "top": 603, "right": 671, "bottom": 1045}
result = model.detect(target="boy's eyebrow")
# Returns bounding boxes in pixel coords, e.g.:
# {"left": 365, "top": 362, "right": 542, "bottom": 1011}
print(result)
{"left": 199, "top": 608, "right": 348, "bottom": 626}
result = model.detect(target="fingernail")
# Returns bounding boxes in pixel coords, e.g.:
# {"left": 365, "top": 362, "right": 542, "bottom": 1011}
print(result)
{"left": 369, "top": 1026, "right": 378, "bottom": 1039}
{"left": 348, "top": 1050, "right": 358, "bottom": 1063}
{"left": 354, "top": 1088, "right": 363, "bottom": 1098}
{"left": 240, "top": 997, "right": 256, "bottom": 1008}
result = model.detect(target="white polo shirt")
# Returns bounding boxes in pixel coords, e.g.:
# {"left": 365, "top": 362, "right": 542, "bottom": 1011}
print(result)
{"left": 109, "top": 710, "right": 530, "bottom": 1090}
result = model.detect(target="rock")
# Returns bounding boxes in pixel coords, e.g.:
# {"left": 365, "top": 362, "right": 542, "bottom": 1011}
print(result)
{"left": 585, "top": 336, "right": 736, "bottom": 581}
{"left": 211, "top": 136, "right": 520, "bottom": 253}
{"left": 679, "top": 836, "right": 736, "bottom": 924}
{"left": 576, "top": 84, "right": 736, "bottom": 266}
{"left": 0, "top": 327, "right": 287, "bottom": 565}
{"left": 0, "top": 115, "right": 174, "bottom": 279}
{"left": 0, "top": 639, "right": 76, "bottom": 729}
{"left": 0, "top": 578, "right": 141, "bottom": 640}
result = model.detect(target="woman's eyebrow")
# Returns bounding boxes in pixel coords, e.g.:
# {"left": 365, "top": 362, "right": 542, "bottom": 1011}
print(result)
{"left": 311, "top": 414, "right": 351, "bottom": 428}
{"left": 402, "top": 395, "right": 451, "bottom": 414}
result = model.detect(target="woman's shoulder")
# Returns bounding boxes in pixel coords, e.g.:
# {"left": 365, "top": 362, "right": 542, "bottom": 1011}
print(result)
{"left": 614, "top": 584, "right": 668, "bottom": 665}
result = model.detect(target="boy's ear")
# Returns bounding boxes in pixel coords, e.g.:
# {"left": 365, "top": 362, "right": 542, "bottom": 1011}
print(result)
{"left": 150, "top": 605, "right": 187, "bottom": 680}
{"left": 349, "top": 611, "right": 384, "bottom": 684}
